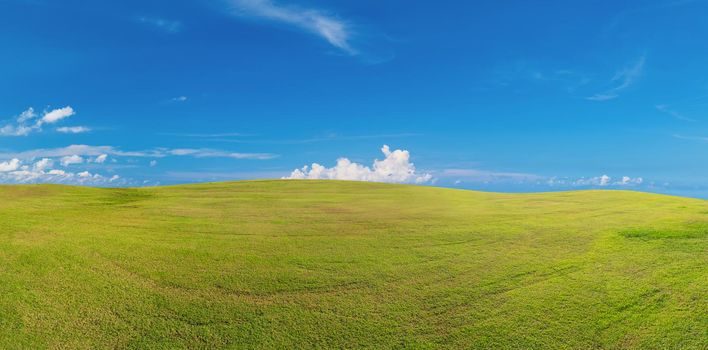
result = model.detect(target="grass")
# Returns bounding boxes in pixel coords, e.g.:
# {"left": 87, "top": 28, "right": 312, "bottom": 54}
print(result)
{"left": 0, "top": 180, "right": 706, "bottom": 349}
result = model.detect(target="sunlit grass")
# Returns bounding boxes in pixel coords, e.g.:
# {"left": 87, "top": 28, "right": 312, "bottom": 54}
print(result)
{"left": 0, "top": 180, "right": 705, "bottom": 348}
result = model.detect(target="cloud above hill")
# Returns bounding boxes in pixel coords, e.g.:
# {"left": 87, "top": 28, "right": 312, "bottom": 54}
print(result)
{"left": 0, "top": 142, "right": 278, "bottom": 186}
{"left": 0, "top": 157, "right": 121, "bottom": 186}
{"left": 285, "top": 145, "right": 432, "bottom": 184}
{"left": 547, "top": 174, "right": 644, "bottom": 187}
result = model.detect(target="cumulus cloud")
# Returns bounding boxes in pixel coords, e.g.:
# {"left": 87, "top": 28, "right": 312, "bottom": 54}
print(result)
{"left": 285, "top": 145, "right": 432, "bottom": 184}
{"left": 1, "top": 106, "right": 76, "bottom": 136}
{"left": 93, "top": 154, "right": 108, "bottom": 164}
{"left": 227, "top": 0, "right": 355, "bottom": 54}
{"left": 618, "top": 176, "right": 643, "bottom": 185}
{"left": 0, "top": 159, "right": 21, "bottom": 172}
{"left": 41, "top": 106, "right": 75, "bottom": 124}
{"left": 33, "top": 158, "right": 53, "bottom": 172}
{"left": 599, "top": 174, "right": 611, "bottom": 186}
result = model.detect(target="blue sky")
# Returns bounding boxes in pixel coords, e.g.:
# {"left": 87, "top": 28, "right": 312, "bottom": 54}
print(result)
{"left": 2, "top": 0, "right": 708, "bottom": 197}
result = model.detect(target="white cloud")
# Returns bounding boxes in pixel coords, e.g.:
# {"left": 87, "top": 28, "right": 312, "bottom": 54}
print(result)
{"left": 285, "top": 145, "right": 432, "bottom": 184}
{"left": 33, "top": 158, "right": 53, "bottom": 172}
{"left": 0, "top": 143, "right": 274, "bottom": 186}
{"left": 60, "top": 155, "right": 84, "bottom": 167}
{"left": 42, "top": 106, "right": 75, "bottom": 124}
{"left": 587, "top": 56, "right": 645, "bottom": 101}
{"left": 570, "top": 175, "right": 612, "bottom": 186}
{"left": 1, "top": 108, "right": 38, "bottom": 136}
{"left": 0, "top": 159, "right": 21, "bottom": 172}
{"left": 228, "top": 0, "right": 355, "bottom": 54}
{"left": 599, "top": 174, "right": 611, "bottom": 186}
{"left": 618, "top": 176, "right": 643, "bottom": 185}
{"left": 0, "top": 158, "right": 125, "bottom": 186}
{"left": 1, "top": 106, "right": 76, "bottom": 136}
{"left": 172, "top": 96, "right": 188, "bottom": 102}
{"left": 56, "top": 126, "right": 91, "bottom": 134}
{"left": 149, "top": 160, "right": 158, "bottom": 167}
{"left": 16, "top": 108, "right": 37, "bottom": 123}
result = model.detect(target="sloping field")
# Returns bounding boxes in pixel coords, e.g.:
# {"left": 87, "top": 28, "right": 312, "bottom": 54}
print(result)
{"left": 0, "top": 180, "right": 705, "bottom": 349}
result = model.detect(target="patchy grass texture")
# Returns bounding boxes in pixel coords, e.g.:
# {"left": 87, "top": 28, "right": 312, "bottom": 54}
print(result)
{"left": 0, "top": 180, "right": 706, "bottom": 349}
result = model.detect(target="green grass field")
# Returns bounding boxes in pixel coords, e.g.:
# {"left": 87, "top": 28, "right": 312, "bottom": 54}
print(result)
{"left": 0, "top": 180, "right": 706, "bottom": 349}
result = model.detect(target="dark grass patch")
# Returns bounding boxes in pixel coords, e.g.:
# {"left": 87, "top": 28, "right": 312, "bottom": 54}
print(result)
{"left": 97, "top": 189, "right": 154, "bottom": 206}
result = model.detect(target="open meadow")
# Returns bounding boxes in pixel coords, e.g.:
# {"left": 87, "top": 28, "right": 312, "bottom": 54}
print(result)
{"left": 0, "top": 180, "right": 706, "bottom": 348}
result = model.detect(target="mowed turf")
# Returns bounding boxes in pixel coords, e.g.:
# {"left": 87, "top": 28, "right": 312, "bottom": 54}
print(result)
{"left": 0, "top": 180, "right": 706, "bottom": 349}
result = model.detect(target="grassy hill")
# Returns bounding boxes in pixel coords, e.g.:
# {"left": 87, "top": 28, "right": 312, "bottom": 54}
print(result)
{"left": 0, "top": 180, "right": 705, "bottom": 349}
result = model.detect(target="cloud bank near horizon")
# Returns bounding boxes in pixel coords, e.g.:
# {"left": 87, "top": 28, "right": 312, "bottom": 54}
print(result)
{"left": 285, "top": 145, "right": 433, "bottom": 184}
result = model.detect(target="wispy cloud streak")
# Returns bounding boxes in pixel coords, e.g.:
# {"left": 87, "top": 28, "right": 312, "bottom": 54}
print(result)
{"left": 656, "top": 105, "right": 695, "bottom": 121}
{"left": 0, "top": 145, "right": 277, "bottom": 161}
{"left": 57, "top": 126, "right": 91, "bottom": 134}
{"left": 440, "top": 169, "right": 543, "bottom": 183}
{"left": 227, "top": 0, "right": 355, "bottom": 54}
{"left": 673, "top": 134, "right": 708, "bottom": 142}
{"left": 138, "top": 16, "right": 182, "bottom": 33}
{"left": 587, "top": 56, "right": 645, "bottom": 101}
